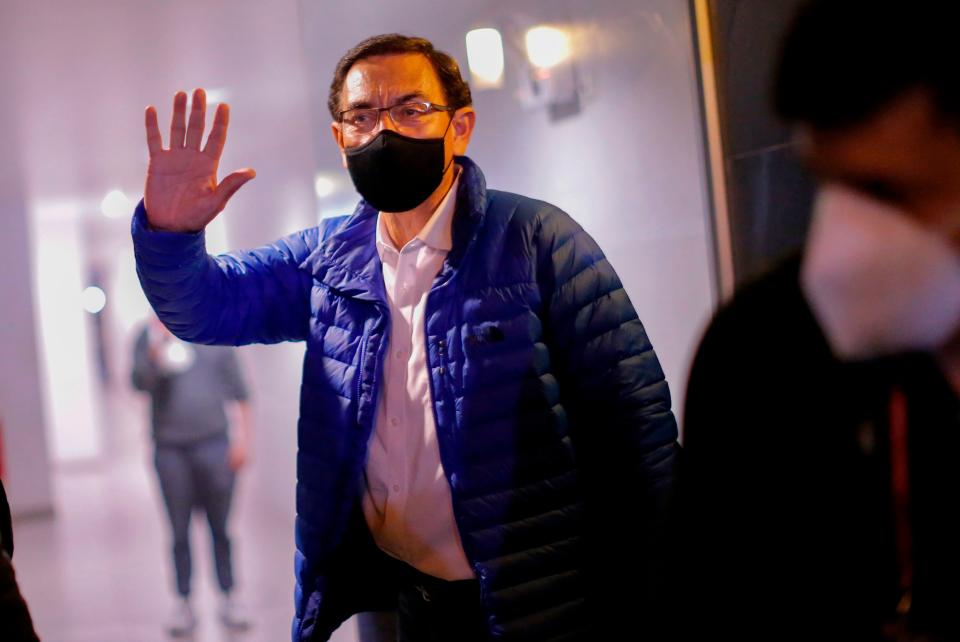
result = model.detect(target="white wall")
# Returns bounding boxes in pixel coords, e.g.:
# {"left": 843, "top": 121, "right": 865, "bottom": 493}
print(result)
{"left": 0, "top": 0, "right": 321, "bottom": 515}
{"left": 31, "top": 203, "right": 105, "bottom": 462}
{"left": 0, "top": 41, "right": 53, "bottom": 516}
{"left": 299, "top": 0, "right": 717, "bottom": 425}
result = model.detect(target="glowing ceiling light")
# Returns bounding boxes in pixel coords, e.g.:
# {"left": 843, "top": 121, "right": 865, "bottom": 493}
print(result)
{"left": 314, "top": 175, "right": 337, "bottom": 199}
{"left": 204, "top": 88, "right": 230, "bottom": 105}
{"left": 82, "top": 286, "right": 107, "bottom": 314}
{"left": 100, "top": 190, "right": 131, "bottom": 219}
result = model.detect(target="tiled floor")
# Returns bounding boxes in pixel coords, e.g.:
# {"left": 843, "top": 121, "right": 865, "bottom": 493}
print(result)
{"left": 11, "top": 393, "right": 360, "bottom": 642}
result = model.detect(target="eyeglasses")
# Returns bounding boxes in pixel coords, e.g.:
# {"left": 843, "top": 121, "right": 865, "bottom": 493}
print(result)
{"left": 338, "top": 101, "right": 455, "bottom": 136}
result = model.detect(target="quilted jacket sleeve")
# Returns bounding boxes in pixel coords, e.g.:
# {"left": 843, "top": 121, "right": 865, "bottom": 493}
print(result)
{"left": 131, "top": 201, "right": 318, "bottom": 346}
{"left": 535, "top": 204, "right": 679, "bottom": 624}
{"left": 536, "top": 205, "right": 678, "bottom": 487}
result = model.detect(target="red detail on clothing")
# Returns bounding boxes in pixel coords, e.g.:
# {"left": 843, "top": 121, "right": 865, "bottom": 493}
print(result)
{"left": 888, "top": 387, "right": 913, "bottom": 600}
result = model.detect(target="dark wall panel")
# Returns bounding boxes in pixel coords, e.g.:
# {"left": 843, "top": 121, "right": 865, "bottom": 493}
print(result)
{"left": 708, "top": 0, "right": 816, "bottom": 286}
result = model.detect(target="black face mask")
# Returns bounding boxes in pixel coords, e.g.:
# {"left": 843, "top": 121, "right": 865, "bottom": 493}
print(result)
{"left": 345, "top": 125, "right": 453, "bottom": 213}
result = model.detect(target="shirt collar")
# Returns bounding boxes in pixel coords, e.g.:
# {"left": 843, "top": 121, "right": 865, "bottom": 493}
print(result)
{"left": 376, "top": 167, "right": 460, "bottom": 254}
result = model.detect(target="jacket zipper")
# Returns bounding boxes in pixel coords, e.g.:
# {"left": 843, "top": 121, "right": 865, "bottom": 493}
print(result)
{"left": 355, "top": 332, "right": 369, "bottom": 405}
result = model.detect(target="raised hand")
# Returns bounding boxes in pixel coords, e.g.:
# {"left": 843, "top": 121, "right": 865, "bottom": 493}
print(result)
{"left": 143, "top": 88, "right": 256, "bottom": 232}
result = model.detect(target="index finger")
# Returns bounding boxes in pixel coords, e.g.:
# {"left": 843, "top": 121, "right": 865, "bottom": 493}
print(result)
{"left": 145, "top": 106, "right": 163, "bottom": 156}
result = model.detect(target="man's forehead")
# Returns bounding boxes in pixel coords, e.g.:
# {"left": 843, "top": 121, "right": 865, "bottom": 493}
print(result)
{"left": 342, "top": 53, "right": 441, "bottom": 102}
{"left": 797, "top": 91, "right": 947, "bottom": 186}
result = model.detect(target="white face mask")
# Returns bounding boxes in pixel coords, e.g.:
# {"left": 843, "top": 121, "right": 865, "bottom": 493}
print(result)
{"left": 801, "top": 185, "right": 960, "bottom": 361}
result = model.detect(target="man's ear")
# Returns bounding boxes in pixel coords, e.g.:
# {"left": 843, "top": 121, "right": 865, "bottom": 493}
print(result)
{"left": 331, "top": 122, "right": 348, "bottom": 169}
{"left": 449, "top": 107, "right": 476, "bottom": 156}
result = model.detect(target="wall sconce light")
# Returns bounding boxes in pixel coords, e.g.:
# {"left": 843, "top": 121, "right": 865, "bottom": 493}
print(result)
{"left": 525, "top": 26, "right": 572, "bottom": 73}
{"left": 464, "top": 20, "right": 587, "bottom": 122}
{"left": 520, "top": 24, "right": 582, "bottom": 121}
{"left": 466, "top": 28, "right": 506, "bottom": 90}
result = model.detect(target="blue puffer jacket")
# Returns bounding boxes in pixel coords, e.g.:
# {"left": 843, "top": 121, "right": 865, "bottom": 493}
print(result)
{"left": 133, "top": 156, "right": 678, "bottom": 641}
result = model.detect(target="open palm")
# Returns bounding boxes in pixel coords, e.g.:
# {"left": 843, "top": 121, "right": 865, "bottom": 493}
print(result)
{"left": 144, "top": 88, "right": 255, "bottom": 232}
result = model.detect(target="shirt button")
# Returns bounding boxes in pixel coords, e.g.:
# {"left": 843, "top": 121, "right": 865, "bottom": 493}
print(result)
{"left": 390, "top": 417, "right": 399, "bottom": 427}
{"left": 392, "top": 485, "right": 401, "bottom": 493}
{"left": 395, "top": 349, "right": 404, "bottom": 359}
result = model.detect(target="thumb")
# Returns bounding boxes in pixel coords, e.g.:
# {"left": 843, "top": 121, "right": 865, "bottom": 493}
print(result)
{"left": 213, "top": 168, "right": 256, "bottom": 212}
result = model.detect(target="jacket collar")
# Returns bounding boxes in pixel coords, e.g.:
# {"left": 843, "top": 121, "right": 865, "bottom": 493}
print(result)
{"left": 300, "top": 155, "right": 488, "bottom": 302}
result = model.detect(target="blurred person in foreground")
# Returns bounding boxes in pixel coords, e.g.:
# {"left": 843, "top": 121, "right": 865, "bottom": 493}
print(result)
{"left": 131, "top": 33, "right": 679, "bottom": 642}
{"left": 132, "top": 317, "right": 252, "bottom": 636}
{"left": 674, "top": 2, "right": 960, "bottom": 641}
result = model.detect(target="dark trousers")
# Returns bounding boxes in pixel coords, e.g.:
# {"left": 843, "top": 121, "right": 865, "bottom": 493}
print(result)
{"left": 155, "top": 435, "right": 235, "bottom": 597}
{"left": 395, "top": 563, "right": 485, "bottom": 642}
{"left": 357, "top": 610, "right": 398, "bottom": 642}
{"left": 335, "top": 565, "right": 485, "bottom": 642}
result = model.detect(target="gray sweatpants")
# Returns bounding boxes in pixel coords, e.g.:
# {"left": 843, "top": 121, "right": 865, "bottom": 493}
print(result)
{"left": 155, "top": 435, "right": 235, "bottom": 597}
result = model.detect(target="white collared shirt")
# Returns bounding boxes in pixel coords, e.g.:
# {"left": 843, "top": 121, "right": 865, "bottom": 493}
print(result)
{"left": 363, "top": 171, "right": 475, "bottom": 580}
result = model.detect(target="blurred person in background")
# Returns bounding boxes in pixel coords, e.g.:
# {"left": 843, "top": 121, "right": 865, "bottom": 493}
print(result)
{"left": 0, "top": 480, "right": 41, "bottom": 641}
{"left": 131, "top": 33, "right": 678, "bottom": 642}
{"left": 673, "top": 1, "right": 960, "bottom": 640}
{"left": 132, "top": 317, "right": 252, "bottom": 636}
